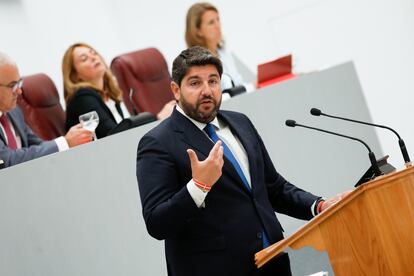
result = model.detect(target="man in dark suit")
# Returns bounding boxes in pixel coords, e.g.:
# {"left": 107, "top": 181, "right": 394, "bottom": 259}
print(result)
{"left": 137, "top": 46, "right": 341, "bottom": 276}
{"left": 0, "top": 52, "right": 92, "bottom": 168}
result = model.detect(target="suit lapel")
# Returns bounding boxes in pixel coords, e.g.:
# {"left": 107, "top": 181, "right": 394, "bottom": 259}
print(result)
{"left": 219, "top": 111, "right": 260, "bottom": 193}
{"left": 170, "top": 108, "right": 213, "bottom": 159}
{"left": 170, "top": 108, "right": 257, "bottom": 195}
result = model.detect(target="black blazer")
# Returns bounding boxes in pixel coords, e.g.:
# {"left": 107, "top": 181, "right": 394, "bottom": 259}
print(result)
{"left": 136, "top": 108, "right": 319, "bottom": 276}
{"left": 65, "top": 87, "right": 124, "bottom": 138}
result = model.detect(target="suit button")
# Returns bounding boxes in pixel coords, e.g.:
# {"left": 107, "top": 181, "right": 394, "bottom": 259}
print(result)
{"left": 257, "top": 232, "right": 262, "bottom": 239}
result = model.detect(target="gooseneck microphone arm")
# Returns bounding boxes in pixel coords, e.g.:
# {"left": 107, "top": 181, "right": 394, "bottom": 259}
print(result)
{"left": 311, "top": 108, "right": 401, "bottom": 138}
{"left": 310, "top": 108, "right": 411, "bottom": 164}
{"left": 285, "top": 119, "right": 382, "bottom": 177}
{"left": 221, "top": 72, "right": 236, "bottom": 88}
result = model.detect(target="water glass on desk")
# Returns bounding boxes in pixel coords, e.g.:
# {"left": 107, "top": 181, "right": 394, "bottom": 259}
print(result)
{"left": 79, "top": 111, "right": 99, "bottom": 140}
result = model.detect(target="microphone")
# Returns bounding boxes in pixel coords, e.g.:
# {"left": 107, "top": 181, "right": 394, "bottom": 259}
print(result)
{"left": 310, "top": 108, "right": 411, "bottom": 165}
{"left": 285, "top": 119, "right": 382, "bottom": 178}
{"left": 221, "top": 72, "right": 236, "bottom": 88}
{"left": 129, "top": 88, "right": 139, "bottom": 116}
{"left": 221, "top": 73, "right": 246, "bottom": 97}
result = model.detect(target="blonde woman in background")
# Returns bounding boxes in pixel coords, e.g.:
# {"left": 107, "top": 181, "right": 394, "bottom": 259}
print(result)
{"left": 63, "top": 43, "right": 175, "bottom": 138}
{"left": 185, "top": 2, "right": 255, "bottom": 93}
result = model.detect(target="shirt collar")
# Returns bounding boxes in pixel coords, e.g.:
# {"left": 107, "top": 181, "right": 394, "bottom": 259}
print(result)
{"left": 175, "top": 105, "right": 220, "bottom": 131}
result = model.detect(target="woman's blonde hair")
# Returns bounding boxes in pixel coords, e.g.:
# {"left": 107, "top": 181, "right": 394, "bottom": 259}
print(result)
{"left": 62, "top": 42, "right": 123, "bottom": 104}
{"left": 185, "top": 2, "right": 222, "bottom": 48}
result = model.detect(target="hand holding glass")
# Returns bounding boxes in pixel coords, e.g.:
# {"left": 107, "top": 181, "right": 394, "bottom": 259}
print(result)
{"left": 79, "top": 111, "right": 99, "bottom": 140}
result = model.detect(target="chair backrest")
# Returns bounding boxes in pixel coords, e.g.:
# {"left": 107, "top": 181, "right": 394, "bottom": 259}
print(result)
{"left": 110, "top": 48, "right": 174, "bottom": 116}
{"left": 17, "top": 73, "right": 66, "bottom": 140}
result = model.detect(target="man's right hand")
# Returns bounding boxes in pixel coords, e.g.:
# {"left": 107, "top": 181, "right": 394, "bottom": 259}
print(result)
{"left": 64, "top": 124, "right": 93, "bottom": 148}
{"left": 187, "top": 141, "right": 224, "bottom": 188}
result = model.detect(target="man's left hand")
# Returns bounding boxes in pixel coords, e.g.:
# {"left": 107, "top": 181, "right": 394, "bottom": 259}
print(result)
{"left": 320, "top": 191, "right": 352, "bottom": 213}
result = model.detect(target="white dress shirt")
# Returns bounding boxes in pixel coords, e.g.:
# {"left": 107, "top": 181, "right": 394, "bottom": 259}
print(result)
{"left": 176, "top": 105, "right": 251, "bottom": 208}
{"left": 0, "top": 110, "right": 68, "bottom": 151}
{"left": 177, "top": 106, "right": 320, "bottom": 216}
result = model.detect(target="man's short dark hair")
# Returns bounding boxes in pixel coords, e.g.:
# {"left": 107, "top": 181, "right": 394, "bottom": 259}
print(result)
{"left": 172, "top": 46, "right": 223, "bottom": 86}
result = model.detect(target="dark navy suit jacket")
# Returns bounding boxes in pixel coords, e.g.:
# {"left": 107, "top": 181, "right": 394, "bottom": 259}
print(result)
{"left": 136, "top": 108, "right": 319, "bottom": 276}
{"left": 0, "top": 107, "right": 58, "bottom": 168}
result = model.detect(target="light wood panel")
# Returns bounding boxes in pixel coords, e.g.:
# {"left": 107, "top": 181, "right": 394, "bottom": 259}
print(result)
{"left": 255, "top": 166, "right": 414, "bottom": 275}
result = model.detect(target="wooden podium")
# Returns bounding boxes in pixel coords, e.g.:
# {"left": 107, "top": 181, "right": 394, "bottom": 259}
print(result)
{"left": 255, "top": 166, "right": 414, "bottom": 275}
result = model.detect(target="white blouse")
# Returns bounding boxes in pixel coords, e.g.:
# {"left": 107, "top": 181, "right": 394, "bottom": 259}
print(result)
{"left": 217, "top": 47, "right": 255, "bottom": 93}
{"left": 105, "top": 98, "right": 130, "bottom": 123}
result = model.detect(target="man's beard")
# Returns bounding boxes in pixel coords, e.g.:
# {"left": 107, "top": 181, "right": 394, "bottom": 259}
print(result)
{"left": 180, "top": 94, "right": 222, "bottom": 123}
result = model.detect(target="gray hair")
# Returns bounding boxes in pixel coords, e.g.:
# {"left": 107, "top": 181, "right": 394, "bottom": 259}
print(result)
{"left": 0, "top": 52, "right": 16, "bottom": 67}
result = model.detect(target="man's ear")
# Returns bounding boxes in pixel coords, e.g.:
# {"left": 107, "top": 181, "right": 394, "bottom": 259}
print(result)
{"left": 170, "top": 81, "right": 180, "bottom": 101}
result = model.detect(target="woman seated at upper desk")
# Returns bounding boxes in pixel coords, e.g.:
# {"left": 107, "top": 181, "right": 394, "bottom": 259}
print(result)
{"left": 62, "top": 43, "right": 175, "bottom": 139}
{"left": 185, "top": 2, "right": 255, "bottom": 95}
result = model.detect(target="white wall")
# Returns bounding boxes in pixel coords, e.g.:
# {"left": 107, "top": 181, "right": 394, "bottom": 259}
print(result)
{"left": 1, "top": 0, "right": 412, "bottom": 166}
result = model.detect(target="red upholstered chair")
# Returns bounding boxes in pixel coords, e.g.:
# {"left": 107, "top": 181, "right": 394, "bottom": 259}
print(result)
{"left": 110, "top": 48, "right": 175, "bottom": 116}
{"left": 17, "top": 73, "right": 66, "bottom": 140}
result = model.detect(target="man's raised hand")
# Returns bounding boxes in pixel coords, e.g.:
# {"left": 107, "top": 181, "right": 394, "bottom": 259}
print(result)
{"left": 187, "top": 141, "right": 224, "bottom": 188}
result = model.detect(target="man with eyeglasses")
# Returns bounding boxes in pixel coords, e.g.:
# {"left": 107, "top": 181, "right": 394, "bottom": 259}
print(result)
{"left": 0, "top": 52, "right": 93, "bottom": 168}
{"left": 0, "top": 78, "right": 23, "bottom": 93}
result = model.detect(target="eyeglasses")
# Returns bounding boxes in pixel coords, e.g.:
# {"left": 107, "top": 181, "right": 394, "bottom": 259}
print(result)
{"left": 0, "top": 78, "right": 24, "bottom": 93}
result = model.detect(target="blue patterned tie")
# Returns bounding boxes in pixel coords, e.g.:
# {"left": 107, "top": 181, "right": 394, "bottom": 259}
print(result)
{"left": 204, "top": 123, "right": 270, "bottom": 248}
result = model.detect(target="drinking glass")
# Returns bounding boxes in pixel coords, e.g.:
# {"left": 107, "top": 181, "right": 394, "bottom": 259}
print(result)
{"left": 79, "top": 111, "right": 99, "bottom": 140}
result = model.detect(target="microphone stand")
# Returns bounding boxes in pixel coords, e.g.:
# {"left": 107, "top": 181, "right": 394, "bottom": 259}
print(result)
{"left": 285, "top": 119, "right": 382, "bottom": 186}
{"left": 311, "top": 108, "right": 411, "bottom": 166}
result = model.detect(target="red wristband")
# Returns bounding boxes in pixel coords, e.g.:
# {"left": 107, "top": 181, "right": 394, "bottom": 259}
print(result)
{"left": 193, "top": 178, "right": 212, "bottom": 192}
{"left": 317, "top": 200, "right": 325, "bottom": 214}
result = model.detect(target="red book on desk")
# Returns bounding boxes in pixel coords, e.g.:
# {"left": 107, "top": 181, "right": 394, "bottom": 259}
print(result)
{"left": 257, "top": 54, "right": 295, "bottom": 88}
